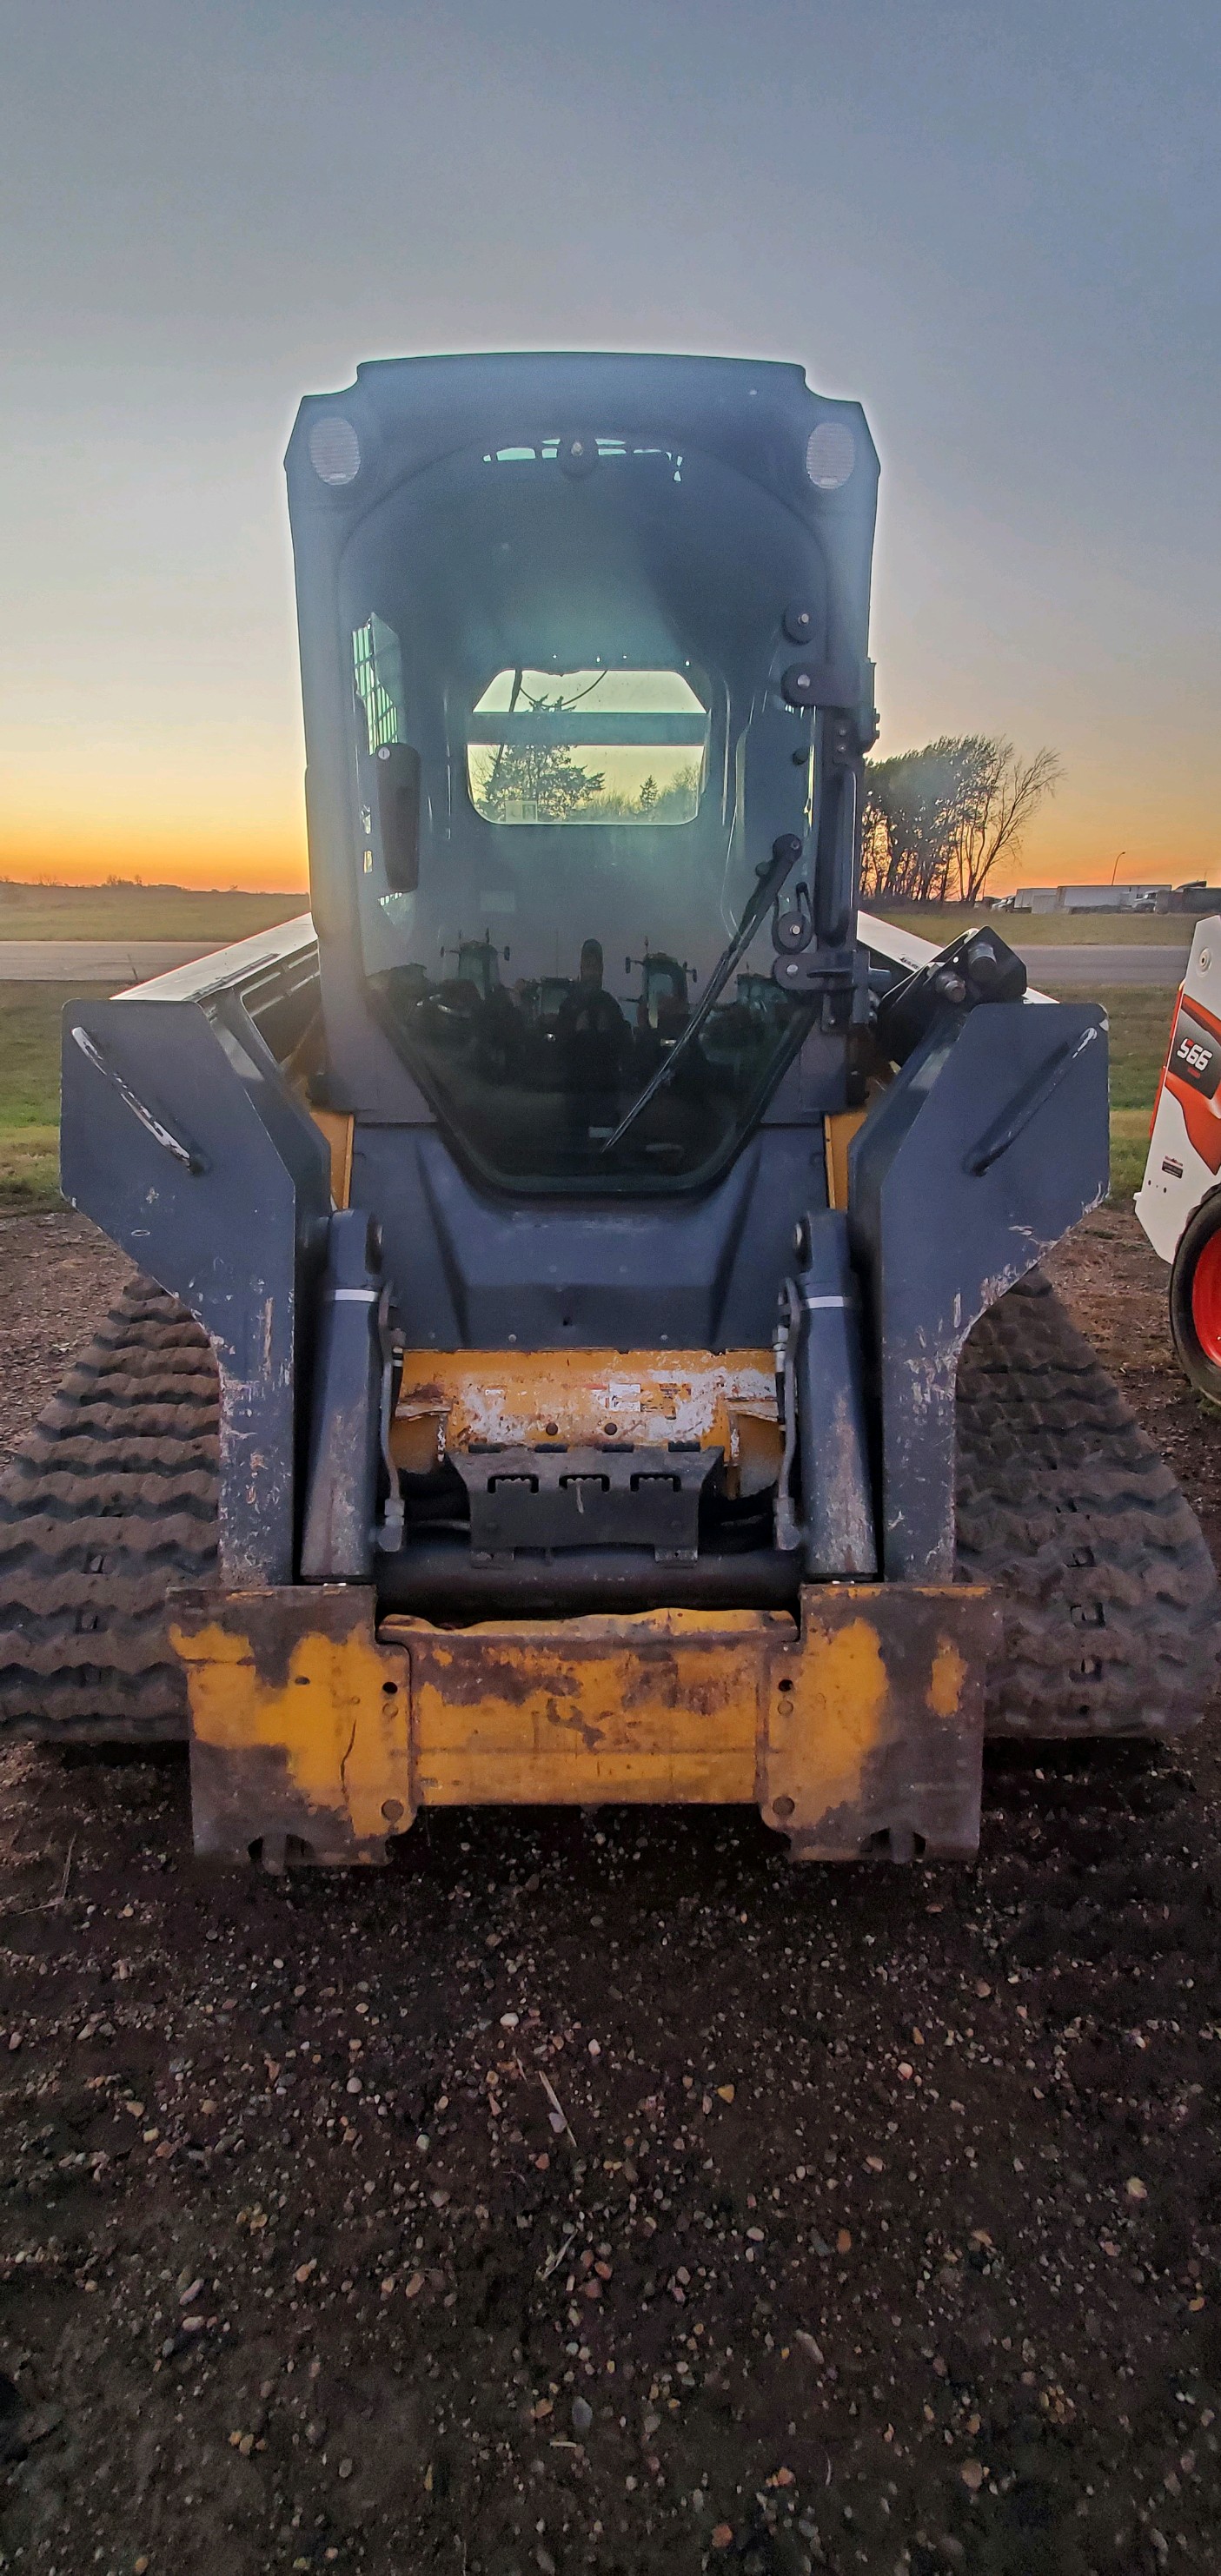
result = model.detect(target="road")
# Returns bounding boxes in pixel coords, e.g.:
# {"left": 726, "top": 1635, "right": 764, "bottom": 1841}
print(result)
{"left": 0, "top": 935, "right": 1197, "bottom": 986}
{"left": 1019, "top": 941, "right": 1190, "bottom": 987}
{"left": 0, "top": 939, "right": 216, "bottom": 983}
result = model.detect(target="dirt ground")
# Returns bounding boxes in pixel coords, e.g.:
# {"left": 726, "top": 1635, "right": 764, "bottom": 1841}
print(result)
{"left": 3, "top": 1206, "right": 1221, "bottom": 2576}
{"left": 0, "top": 1216, "right": 128, "bottom": 1462}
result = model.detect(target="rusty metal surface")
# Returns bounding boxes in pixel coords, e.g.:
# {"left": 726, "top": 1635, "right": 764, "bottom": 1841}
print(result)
{"left": 169, "top": 1583, "right": 996, "bottom": 1866}
{"left": 393, "top": 1605, "right": 785, "bottom": 1811}
{"left": 170, "top": 1586, "right": 410, "bottom": 1867}
{"left": 760, "top": 1584, "right": 999, "bottom": 1861}
{"left": 394, "top": 1585, "right": 995, "bottom": 1861}
{"left": 392, "top": 1347, "right": 780, "bottom": 1487}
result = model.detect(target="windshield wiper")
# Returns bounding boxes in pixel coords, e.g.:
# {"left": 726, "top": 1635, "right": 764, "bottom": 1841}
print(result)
{"left": 600, "top": 834, "right": 805, "bottom": 1158}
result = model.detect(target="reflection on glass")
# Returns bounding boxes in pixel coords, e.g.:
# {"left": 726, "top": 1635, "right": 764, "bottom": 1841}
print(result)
{"left": 353, "top": 614, "right": 405, "bottom": 752}
{"left": 467, "top": 669, "right": 708, "bottom": 826}
{"left": 375, "top": 932, "right": 802, "bottom": 1189}
{"left": 339, "top": 427, "right": 823, "bottom": 1192}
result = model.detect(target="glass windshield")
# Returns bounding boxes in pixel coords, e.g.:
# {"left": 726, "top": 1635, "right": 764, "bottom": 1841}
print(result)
{"left": 353, "top": 613, "right": 406, "bottom": 752}
{"left": 468, "top": 668, "right": 708, "bottom": 825}
{"left": 338, "top": 435, "right": 822, "bottom": 1191}
{"left": 376, "top": 937, "right": 805, "bottom": 1184}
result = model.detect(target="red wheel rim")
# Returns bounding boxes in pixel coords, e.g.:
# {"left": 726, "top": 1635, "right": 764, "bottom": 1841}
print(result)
{"left": 1191, "top": 1227, "right": 1221, "bottom": 1363}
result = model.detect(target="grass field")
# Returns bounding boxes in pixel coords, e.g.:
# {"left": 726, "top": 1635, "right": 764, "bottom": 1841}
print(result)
{"left": 0, "top": 884, "right": 307, "bottom": 942}
{"left": 0, "top": 980, "right": 1178, "bottom": 1217}
{"left": 878, "top": 904, "right": 1198, "bottom": 947}
{"left": 0, "top": 983, "right": 77, "bottom": 1210}
{"left": 1070, "top": 983, "right": 1173, "bottom": 1202}
{"left": 0, "top": 888, "right": 1198, "bottom": 949}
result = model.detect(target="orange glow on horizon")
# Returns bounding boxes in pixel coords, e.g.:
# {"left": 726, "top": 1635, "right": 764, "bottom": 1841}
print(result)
{"left": 2, "top": 802, "right": 1214, "bottom": 899}
{"left": 0, "top": 824, "right": 309, "bottom": 895}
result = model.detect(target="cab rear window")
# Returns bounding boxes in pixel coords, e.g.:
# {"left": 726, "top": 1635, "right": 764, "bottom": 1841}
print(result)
{"left": 467, "top": 668, "right": 707, "bottom": 825}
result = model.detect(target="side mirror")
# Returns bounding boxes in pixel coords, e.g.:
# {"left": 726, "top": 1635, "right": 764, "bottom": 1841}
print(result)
{"left": 373, "top": 744, "right": 421, "bottom": 892}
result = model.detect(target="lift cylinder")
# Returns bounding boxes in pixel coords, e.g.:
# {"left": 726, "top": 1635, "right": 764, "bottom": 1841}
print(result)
{"left": 300, "top": 1209, "right": 384, "bottom": 1582}
{"left": 794, "top": 1209, "right": 877, "bottom": 1579}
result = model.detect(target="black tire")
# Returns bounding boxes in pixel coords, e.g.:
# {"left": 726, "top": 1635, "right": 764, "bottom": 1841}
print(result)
{"left": 1169, "top": 1189, "right": 1221, "bottom": 1407}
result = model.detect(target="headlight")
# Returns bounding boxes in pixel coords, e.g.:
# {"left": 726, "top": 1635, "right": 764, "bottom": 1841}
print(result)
{"left": 805, "top": 421, "right": 855, "bottom": 490}
{"left": 309, "top": 415, "right": 362, "bottom": 487}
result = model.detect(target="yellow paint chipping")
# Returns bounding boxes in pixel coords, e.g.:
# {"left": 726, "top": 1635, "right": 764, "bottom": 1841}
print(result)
{"left": 764, "top": 1613, "right": 888, "bottom": 1831}
{"left": 927, "top": 1639, "right": 967, "bottom": 1720}
{"left": 170, "top": 1583, "right": 995, "bottom": 1867}
{"left": 393, "top": 1348, "right": 777, "bottom": 1463}
{"left": 171, "top": 1617, "right": 410, "bottom": 1846}
{"left": 390, "top": 1607, "right": 785, "bottom": 1806}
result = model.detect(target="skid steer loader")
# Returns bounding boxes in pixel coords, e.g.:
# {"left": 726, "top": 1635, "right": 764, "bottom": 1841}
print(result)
{"left": 2, "top": 351, "right": 1217, "bottom": 1865}
{"left": 1136, "top": 917, "right": 1221, "bottom": 1402}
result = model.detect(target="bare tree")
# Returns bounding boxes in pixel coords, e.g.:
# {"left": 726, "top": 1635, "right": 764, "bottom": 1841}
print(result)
{"left": 861, "top": 735, "right": 1061, "bottom": 906}
{"left": 862, "top": 740, "right": 979, "bottom": 904}
{"left": 949, "top": 740, "right": 1062, "bottom": 903}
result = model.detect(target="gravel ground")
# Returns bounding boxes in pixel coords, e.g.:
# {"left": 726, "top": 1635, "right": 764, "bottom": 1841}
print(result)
{"left": 2, "top": 1209, "right": 1221, "bottom": 2576}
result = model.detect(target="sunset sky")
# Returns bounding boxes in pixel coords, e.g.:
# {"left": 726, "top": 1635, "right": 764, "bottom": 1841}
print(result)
{"left": 2, "top": 0, "right": 1217, "bottom": 893}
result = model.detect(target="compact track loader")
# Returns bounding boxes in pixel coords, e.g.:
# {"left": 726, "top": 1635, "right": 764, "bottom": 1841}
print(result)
{"left": 3, "top": 352, "right": 1218, "bottom": 1864}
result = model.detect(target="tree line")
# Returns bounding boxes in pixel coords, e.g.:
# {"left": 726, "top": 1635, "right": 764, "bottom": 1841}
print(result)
{"left": 861, "top": 735, "right": 1060, "bottom": 906}
{"left": 473, "top": 699, "right": 1061, "bottom": 905}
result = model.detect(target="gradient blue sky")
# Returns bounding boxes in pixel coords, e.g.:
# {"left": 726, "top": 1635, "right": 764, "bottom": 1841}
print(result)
{"left": 2, "top": 0, "right": 1217, "bottom": 887}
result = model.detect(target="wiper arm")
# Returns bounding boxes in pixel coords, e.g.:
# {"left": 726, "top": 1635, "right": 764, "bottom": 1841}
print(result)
{"left": 600, "top": 834, "right": 805, "bottom": 1158}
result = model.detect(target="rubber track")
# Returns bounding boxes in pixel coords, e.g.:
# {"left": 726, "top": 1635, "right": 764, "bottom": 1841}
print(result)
{"left": 958, "top": 1272, "right": 1221, "bottom": 1738}
{"left": 0, "top": 1280, "right": 217, "bottom": 1740}
{"left": 1, "top": 1272, "right": 1218, "bottom": 1745}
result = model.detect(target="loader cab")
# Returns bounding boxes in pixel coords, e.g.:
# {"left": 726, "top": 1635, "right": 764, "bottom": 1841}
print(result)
{"left": 287, "top": 354, "right": 879, "bottom": 1200}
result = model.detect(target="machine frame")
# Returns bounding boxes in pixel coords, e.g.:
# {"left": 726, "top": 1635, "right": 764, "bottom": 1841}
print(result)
{"left": 54, "top": 353, "right": 1115, "bottom": 1864}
